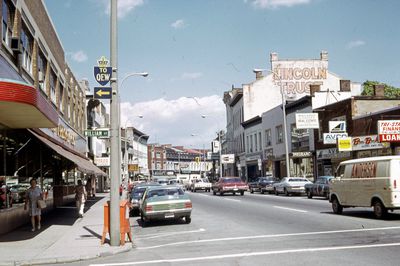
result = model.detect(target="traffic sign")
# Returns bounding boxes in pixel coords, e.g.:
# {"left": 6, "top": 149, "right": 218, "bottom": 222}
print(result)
{"left": 94, "top": 67, "right": 112, "bottom": 86}
{"left": 84, "top": 129, "right": 109, "bottom": 138}
{"left": 94, "top": 87, "right": 112, "bottom": 99}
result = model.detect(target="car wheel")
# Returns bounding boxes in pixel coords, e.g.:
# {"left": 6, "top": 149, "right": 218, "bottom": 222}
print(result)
{"left": 250, "top": 188, "right": 254, "bottom": 194}
{"left": 331, "top": 197, "right": 343, "bottom": 214}
{"left": 220, "top": 190, "right": 224, "bottom": 196}
{"left": 307, "top": 190, "right": 313, "bottom": 199}
{"left": 274, "top": 188, "right": 278, "bottom": 195}
{"left": 193, "top": 188, "right": 196, "bottom": 193}
{"left": 213, "top": 189, "right": 216, "bottom": 195}
{"left": 233, "top": 192, "right": 236, "bottom": 196}
{"left": 373, "top": 200, "right": 387, "bottom": 219}
{"left": 284, "top": 188, "right": 289, "bottom": 196}
{"left": 324, "top": 192, "right": 329, "bottom": 200}
{"left": 240, "top": 191, "right": 244, "bottom": 196}
{"left": 261, "top": 190, "right": 265, "bottom": 194}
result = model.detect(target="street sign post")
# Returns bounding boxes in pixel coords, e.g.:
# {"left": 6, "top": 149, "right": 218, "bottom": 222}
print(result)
{"left": 94, "top": 87, "right": 112, "bottom": 99}
{"left": 84, "top": 129, "right": 109, "bottom": 138}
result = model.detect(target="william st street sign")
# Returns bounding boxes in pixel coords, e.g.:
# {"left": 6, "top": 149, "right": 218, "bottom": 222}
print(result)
{"left": 84, "top": 129, "right": 109, "bottom": 138}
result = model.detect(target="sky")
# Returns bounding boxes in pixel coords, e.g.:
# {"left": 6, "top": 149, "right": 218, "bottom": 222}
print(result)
{"left": 44, "top": 0, "right": 400, "bottom": 148}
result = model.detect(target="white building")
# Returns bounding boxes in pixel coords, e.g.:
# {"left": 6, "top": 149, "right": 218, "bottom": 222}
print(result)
{"left": 123, "top": 127, "right": 149, "bottom": 179}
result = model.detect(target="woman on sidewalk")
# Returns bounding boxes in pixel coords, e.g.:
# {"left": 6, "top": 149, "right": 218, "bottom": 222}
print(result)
{"left": 75, "top": 180, "right": 87, "bottom": 218}
{"left": 24, "top": 178, "right": 43, "bottom": 232}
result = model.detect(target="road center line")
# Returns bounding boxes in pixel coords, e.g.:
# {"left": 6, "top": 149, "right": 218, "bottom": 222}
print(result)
{"left": 90, "top": 242, "right": 400, "bottom": 266}
{"left": 136, "top": 226, "right": 400, "bottom": 250}
{"left": 136, "top": 228, "right": 206, "bottom": 240}
{"left": 273, "top": 206, "right": 308, "bottom": 213}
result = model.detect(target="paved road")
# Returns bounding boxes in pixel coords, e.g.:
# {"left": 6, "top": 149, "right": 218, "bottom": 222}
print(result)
{"left": 64, "top": 191, "right": 400, "bottom": 266}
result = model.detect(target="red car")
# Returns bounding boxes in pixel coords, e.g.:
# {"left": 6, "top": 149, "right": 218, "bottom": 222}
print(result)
{"left": 212, "top": 177, "right": 248, "bottom": 196}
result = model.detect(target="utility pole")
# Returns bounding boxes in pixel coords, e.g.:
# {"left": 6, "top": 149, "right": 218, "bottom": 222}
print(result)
{"left": 109, "top": 0, "right": 120, "bottom": 246}
{"left": 218, "top": 131, "right": 222, "bottom": 178}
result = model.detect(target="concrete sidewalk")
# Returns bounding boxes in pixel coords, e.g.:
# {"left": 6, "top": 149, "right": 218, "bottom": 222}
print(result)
{"left": 0, "top": 193, "right": 133, "bottom": 266}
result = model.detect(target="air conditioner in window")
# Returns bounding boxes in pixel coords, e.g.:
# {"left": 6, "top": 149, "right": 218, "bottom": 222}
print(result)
{"left": 10, "top": 37, "right": 22, "bottom": 53}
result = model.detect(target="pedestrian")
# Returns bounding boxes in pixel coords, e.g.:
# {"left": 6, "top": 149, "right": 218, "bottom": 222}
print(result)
{"left": 24, "top": 178, "right": 43, "bottom": 232}
{"left": 86, "top": 177, "right": 92, "bottom": 198}
{"left": 75, "top": 180, "right": 87, "bottom": 218}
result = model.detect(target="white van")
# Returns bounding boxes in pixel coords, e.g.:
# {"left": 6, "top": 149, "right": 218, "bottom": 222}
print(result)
{"left": 330, "top": 156, "right": 400, "bottom": 218}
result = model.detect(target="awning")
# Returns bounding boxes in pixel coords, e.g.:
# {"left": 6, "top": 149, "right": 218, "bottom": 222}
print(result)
{"left": 29, "top": 130, "right": 106, "bottom": 176}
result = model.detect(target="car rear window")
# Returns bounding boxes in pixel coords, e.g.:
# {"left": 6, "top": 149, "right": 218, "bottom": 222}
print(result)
{"left": 146, "top": 188, "right": 184, "bottom": 198}
{"left": 223, "top": 178, "right": 242, "bottom": 183}
{"left": 288, "top": 178, "right": 307, "bottom": 182}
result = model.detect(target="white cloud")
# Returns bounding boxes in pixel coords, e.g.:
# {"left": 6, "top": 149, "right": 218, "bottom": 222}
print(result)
{"left": 346, "top": 40, "right": 366, "bottom": 49}
{"left": 171, "top": 19, "right": 186, "bottom": 29}
{"left": 71, "top": 50, "right": 88, "bottom": 63}
{"left": 120, "top": 95, "right": 225, "bottom": 147}
{"left": 103, "top": 0, "right": 144, "bottom": 19}
{"left": 181, "top": 72, "right": 203, "bottom": 80}
{"left": 250, "top": 0, "right": 311, "bottom": 9}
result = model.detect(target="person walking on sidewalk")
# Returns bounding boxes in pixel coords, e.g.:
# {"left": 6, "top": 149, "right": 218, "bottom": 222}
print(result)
{"left": 75, "top": 180, "right": 87, "bottom": 218}
{"left": 24, "top": 178, "right": 43, "bottom": 232}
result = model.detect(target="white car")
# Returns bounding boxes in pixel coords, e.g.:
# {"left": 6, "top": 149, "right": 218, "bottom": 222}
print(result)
{"left": 273, "top": 177, "right": 312, "bottom": 196}
{"left": 190, "top": 178, "right": 212, "bottom": 192}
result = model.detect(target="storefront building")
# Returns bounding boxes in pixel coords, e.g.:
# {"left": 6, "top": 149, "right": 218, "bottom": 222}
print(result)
{"left": 0, "top": 0, "right": 105, "bottom": 234}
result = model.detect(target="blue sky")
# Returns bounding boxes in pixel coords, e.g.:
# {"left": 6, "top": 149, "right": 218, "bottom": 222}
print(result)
{"left": 44, "top": 0, "right": 400, "bottom": 147}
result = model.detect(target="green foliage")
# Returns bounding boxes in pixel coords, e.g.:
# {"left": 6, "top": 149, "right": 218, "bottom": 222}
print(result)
{"left": 362, "top": 80, "right": 400, "bottom": 98}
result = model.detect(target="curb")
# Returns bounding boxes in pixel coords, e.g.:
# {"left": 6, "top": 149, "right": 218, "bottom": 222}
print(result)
{"left": 7, "top": 244, "right": 133, "bottom": 266}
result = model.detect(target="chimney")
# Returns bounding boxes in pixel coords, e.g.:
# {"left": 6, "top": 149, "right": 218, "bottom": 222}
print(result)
{"left": 253, "top": 69, "right": 263, "bottom": 80}
{"left": 310, "top": 84, "right": 321, "bottom": 97}
{"left": 320, "top": 50, "right": 328, "bottom": 61}
{"left": 270, "top": 52, "right": 278, "bottom": 62}
{"left": 340, "top": 80, "right": 351, "bottom": 92}
{"left": 373, "top": 84, "right": 385, "bottom": 97}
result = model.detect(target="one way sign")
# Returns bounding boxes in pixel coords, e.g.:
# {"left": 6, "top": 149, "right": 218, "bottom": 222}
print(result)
{"left": 94, "top": 87, "right": 112, "bottom": 99}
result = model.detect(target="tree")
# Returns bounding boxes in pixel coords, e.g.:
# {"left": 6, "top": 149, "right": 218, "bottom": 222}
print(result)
{"left": 362, "top": 80, "right": 400, "bottom": 98}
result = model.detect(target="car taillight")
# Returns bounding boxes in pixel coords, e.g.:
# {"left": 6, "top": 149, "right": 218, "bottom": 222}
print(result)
{"left": 394, "top": 180, "right": 397, "bottom": 189}
{"left": 185, "top": 202, "right": 192, "bottom": 209}
{"left": 145, "top": 205, "right": 153, "bottom": 212}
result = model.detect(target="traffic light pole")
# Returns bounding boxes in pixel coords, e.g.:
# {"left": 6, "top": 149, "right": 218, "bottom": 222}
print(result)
{"left": 109, "top": 0, "right": 120, "bottom": 246}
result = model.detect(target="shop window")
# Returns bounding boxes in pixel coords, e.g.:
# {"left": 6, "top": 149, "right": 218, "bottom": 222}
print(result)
{"left": 21, "top": 27, "right": 33, "bottom": 75}
{"left": 276, "top": 125, "right": 283, "bottom": 144}
{"left": 2, "top": 0, "right": 13, "bottom": 47}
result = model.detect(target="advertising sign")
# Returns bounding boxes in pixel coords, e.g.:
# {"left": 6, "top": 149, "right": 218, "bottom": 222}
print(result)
{"left": 378, "top": 120, "right": 400, "bottom": 142}
{"left": 329, "top": 121, "right": 346, "bottom": 133}
{"left": 352, "top": 135, "right": 390, "bottom": 151}
{"left": 295, "top": 113, "right": 319, "bottom": 129}
{"left": 316, "top": 148, "right": 350, "bottom": 160}
{"left": 221, "top": 154, "right": 235, "bottom": 164}
{"left": 323, "top": 133, "right": 348, "bottom": 144}
{"left": 128, "top": 164, "right": 139, "bottom": 171}
{"left": 94, "top": 157, "right": 110, "bottom": 167}
{"left": 212, "top": 140, "right": 220, "bottom": 153}
{"left": 338, "top": 137, "right": 352, "bottom": 152}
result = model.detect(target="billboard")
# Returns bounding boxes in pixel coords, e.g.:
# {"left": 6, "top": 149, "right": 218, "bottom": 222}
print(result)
{"left": 295, "top": 113, "right": 319, "bottom": 129}
{"left": 378, "top": 120, "right": 400, "bottom": 142}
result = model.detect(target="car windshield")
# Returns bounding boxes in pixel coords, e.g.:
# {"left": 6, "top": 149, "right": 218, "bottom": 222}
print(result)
{"left": 146, "top": 188, "right": 184, "bottom": 198}
{"left": 133, "top": 187, "right": 147, "bottom": 195}
{"left": 288, "top": 178, "right": 308, "bottom": 182}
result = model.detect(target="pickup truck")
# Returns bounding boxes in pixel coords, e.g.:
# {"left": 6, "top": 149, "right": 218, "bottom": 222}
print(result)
{"left": 248, "top": 177, "right": 276, "bottom": 194}
{"left": 304, "top": 176, "right": 334, "bottom": 199}
{"left": 190, "top": 178, "right": 212, "bottom": 192}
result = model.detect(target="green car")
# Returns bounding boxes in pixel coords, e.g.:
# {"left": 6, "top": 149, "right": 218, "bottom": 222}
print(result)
{"left": 140, "top": 186, "right": 192, "bottom": 226}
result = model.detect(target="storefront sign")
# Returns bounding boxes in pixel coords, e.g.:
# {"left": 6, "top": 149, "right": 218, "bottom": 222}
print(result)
{"left": 292, "top": 151, "right": 313, "bottom": 158}
{"left": 316, "top": 148, "right": 350, "bottom": 160}
{"left": 378, "top": 120, "right": 400, "bottom": 142}
{"left": 94, "top": 156, "right": 110, "bottom": 167}
{"left": 352, "top": 135, "right": 390, "bottom": 151}
{"left": 211, "top": 140, "right": 220, "bottom": 153}
{"left": 338, "top": 137, "right": 352, "bottom": 152}
{"left": 295, "top": 113, "right": 319, "bottom": 129}
{"left": 128, "top": 164, "right": 139, "bottom": 171}
{"left": 221, "top": 154, "right": 235, "bottom": 164}
{"left": 50, "top": 124, "right": 76, "bottom": 146}
{"left": 246, "top": 155, "right": 261, "bottom": 162}
{"left": 329, "top": 121, "right": 346, "bottom": 133}
{"left": 323, "top": 133, "right": 348, "bottom": 144}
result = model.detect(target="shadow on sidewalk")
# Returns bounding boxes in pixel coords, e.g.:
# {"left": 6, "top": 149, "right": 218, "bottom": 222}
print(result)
{"left": 0, "top": 195, "right": 104, "bottom": 242}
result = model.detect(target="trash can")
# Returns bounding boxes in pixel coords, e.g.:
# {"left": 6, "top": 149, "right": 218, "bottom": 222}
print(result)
{"left": 101, "top": 200, "right": 132, "bottom": 245}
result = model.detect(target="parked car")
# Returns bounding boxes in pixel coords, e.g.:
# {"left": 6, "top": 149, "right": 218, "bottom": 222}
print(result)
{"left": 330, "top": 156, "right": 400, "bottom": 219}
{"left": 129, "top": 182, "right": 160, "bottom": 216}
{"left": 273, "top": 177, "right": 312, "bottom": 196}
{"left": 168, "top": 179, "right": 186, "bottom": 191}
{"left": 248, "top": 177, "right": 277, "bottom": 194}
{"left": 10, "top": 183, "right": 30, "bottom": 203}
{"left": 212, "top": 177, "right": 248, "bottom": 196}
{"left": 140, "top": 186, "right": 192, "bottom": 226}
{"left": 304, "top": 176, "right": 334, "bottom": 199}
{"left": 190, "top": 178, "right": 212, "bottom": 192}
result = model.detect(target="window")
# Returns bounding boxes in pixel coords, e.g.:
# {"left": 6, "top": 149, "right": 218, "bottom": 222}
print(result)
{"left": 250, "top": 135, "right": 253, "bottom": 153}
{"left": 258, "top": 132, "right": 262, "bottom": 151}
{"left": 156, "top": 152, "right": 161, "bottom": 159}
{"left": 246, "top": 136, "right": 249, "bottom": 153}
{"left": 59, "top": 84, "right": 64, "bottom": 113}
{"left": 37, "top": 51, "right": 47, "bottom": 92}
{"left": 254, "top": 133, "right": 258, "bottom": 152}
{"left": 2, "top": 0, "right": 13, "bottom": 46}
{"left": 21, "top": 27, "right": 33, "bottom": 75}
{"left": 276, "top": 125, "right": 283, "bottom": 144}
{"left": 49, "top": 70, "right": 57, "bottom": 104}
{"left": 265, "top": 129, "right": 271, "bottom": 146}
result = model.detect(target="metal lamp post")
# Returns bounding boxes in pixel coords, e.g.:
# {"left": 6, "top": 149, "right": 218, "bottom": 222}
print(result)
{"left": 201, "top": 115, "right": 223, "bottom": 179}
